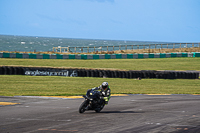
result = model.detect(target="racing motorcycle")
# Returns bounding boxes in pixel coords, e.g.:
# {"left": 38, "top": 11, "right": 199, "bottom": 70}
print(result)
{"left": 79, "top": 89, "right": 105, "bottom": 113}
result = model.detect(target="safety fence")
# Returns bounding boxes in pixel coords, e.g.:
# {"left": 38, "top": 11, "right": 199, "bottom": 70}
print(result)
{"left": 0, "top": 66, "right": 199, "bottom": 79}
{"left": 1, "top": 52, "right": 200, "bottom": 59}
{"left": 52, "top": 43, "right": 200, "bottom": 53}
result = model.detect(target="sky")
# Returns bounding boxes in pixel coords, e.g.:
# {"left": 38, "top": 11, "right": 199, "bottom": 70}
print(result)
{"left": 0, "top": 0, "right": 200, "bottom": 42}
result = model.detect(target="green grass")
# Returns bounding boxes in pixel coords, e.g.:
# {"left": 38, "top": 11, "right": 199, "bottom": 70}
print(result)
{"left": 0, "top": 57, "right": 200, "bottom": 70}
{"left": 0, "top": 75, "right": 199, "bottom": 96}
{"left": 0, "top": 58, "right": 199, "bottom": 96}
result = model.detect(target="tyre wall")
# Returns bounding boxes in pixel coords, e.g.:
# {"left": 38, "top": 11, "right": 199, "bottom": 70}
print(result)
{"left": 0, "top": 66, "right": 199, "bottom": 79}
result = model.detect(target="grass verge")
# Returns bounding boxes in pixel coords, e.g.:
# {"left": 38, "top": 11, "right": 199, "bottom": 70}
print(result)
{"left": 0, "top": 57, "right": 200, "bottom": 71}
{"left": 0, "top": 75, "right": 199, "bottom": 96}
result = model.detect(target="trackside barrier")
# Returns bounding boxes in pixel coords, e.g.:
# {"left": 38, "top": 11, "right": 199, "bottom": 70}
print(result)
{"left": 0, "top": 66, "right": 199, "bottom": 79}
{"left": 0, "top": 52, "right": 200, "bottom": 59}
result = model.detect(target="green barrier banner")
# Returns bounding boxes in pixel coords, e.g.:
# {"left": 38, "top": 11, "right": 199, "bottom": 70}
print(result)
{"left": 29, "top": 54, "right": 37, "bottom": 59}
{"left": 149, "top": 54, "right": 154, "bottom": 58}
{"left": 105, "top": 54, "right": 111, "bottom": 59}
{"left": 43, "top": 54, "right": 50, "bottom": 59}
{"left": 3, "top": 53, "right": 10, "bottom": 58}
{"left": 93, "top": 54, "right": 99, "bottom": 59}
{"left": 69, "top": 54, "right": 75, "bottom": 59}
{"left": 138, "top": 54, "right": 143, "bottom": 59}
{"left": 56, "top": 54, "right": 63, "bottom": 59}
{"left": 160, "top": 53, "right": 166, "bottom": 58}
{"left": 127, "top": 54, "right": 133, "bottom": 59}
{"left": 16, "top": 53, "right": 23, "bottom": 58}
{"left": 116, "top": 54, "right": 122, "bottom": 59}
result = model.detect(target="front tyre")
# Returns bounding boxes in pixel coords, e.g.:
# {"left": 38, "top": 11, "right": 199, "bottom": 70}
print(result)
{"left": 79, "top": 100, "right": 88, "bottom": 113}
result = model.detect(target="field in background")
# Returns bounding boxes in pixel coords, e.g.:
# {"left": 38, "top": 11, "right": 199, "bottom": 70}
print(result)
{"left": 0, "top": 75, "right": 200, "bottom": 96}
{"left": 0, "top": 57, "right": 200, "bottom": 71}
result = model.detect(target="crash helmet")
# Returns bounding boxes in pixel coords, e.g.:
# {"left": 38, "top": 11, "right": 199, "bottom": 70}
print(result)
{"left": 102, "top": 82, "right": 108, "bottom": 90}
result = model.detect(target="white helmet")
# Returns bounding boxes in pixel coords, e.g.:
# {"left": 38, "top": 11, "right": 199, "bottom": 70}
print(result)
{"left": 102, "top": 82, "right": 108, "bottom": 90}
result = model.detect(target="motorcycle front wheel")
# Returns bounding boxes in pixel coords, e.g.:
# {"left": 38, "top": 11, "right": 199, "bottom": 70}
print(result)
{"left": 79, "top": 100, "right": 88, "bottom": 113}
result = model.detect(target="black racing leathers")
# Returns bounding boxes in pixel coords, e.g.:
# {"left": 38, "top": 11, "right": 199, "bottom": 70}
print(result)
{"left": 90, "top": 85, "right": 111, "bottom": 104}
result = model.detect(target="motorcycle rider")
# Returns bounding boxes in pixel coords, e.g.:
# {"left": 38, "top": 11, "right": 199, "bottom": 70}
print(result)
{"left": 88, "top": 82, "right": 111, "bottom": 105}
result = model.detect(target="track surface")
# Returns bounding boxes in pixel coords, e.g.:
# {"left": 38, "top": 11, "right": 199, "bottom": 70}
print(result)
{"left": 0, "top": 95, "right": 200, "bottom": 133}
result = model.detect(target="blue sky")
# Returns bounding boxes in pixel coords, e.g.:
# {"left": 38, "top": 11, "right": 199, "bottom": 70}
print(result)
{"left": 0, "top": 0, "right": 200, "bottom": 42}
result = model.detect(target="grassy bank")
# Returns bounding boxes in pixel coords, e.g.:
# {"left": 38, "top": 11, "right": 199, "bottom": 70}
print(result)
{"left": 0, "top": 75, "right": 199, "bottom": 96}
{"left": 1, "top": 47, "right": 200, "bottom": 54}
{"left": 1, "top": 57, "right": 200, "bottom": 71}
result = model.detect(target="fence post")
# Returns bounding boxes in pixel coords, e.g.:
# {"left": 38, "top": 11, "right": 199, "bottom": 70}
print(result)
{"left": 60, "top": 47, "right": 62, "bottom": 53}
{"left": 75, "top": 47, "right": 76, "bottom": 53}
{"left": 94, "top": 46, "right": 95, "bottom": 52}
{"left": 167, "top": 44, "right": 168, "bottom": 49}
{"left": 155, "top": 44, "right": 156, "bottom": 49}
{"left": 107, "top": 46, "right": 108, "bottom": 52}
{"left": 113, "top": 46, "right": 114, "bottom": 51}
{"left": 125, "top": 45, "right": 127, "bottom": 50}
{"left": 87, "top": 47, "right": 89, "bottom": 53}
{"left": 173, "top": 43, "right": 175, "bottom": 49}
{"left": 186, "top": 43, "right": 187, "bottom": 48}
{"left": 137, "top": 45, "right": 139, "bottom": 49}
{"left": 119, "top": 45, "right": 121, "bottom": 50}
{"left": 81, "top": 47, "right": 83, "bottom": 53}
{"left": 132, "top": 45, "right": 133, "bottom": 50}
{"left": 161, "top": 44, "right": 162, "bottom": 49}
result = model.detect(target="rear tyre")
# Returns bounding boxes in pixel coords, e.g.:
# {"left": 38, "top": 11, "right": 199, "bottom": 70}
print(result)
{"left": 79, "top": 100, "right": 88, "bottom": 113}
{"left": 95, "top": 104, "right": 105, "bottom": 113}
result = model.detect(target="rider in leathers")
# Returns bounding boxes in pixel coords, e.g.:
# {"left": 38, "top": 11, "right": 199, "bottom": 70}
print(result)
{"left": 89, "top": 82, "right": 111, "bottom": 105}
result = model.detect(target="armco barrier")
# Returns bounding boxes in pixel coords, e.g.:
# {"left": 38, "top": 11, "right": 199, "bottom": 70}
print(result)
{"left": 0, "top": 66, "right": 199, "bottom": 79}
{"left": 1, "top": 52, "right": 200, "bottom": 59}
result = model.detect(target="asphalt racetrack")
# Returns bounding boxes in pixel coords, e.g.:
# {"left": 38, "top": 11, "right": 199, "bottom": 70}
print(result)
{"left": 1, "top": 95, "right": 200, "bottom": 133}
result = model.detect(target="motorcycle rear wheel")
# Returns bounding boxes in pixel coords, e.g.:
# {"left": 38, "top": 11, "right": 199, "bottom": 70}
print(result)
{"left": 79, "top": 100, "right": 88, "bottom": 113}
{"left": 95, "top": 104, "right": 105, "bottom": 113}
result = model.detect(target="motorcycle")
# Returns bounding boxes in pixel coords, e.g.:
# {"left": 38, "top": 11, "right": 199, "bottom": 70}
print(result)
{"left": 79, "top": 89, "right": 105, "bottom": 113}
